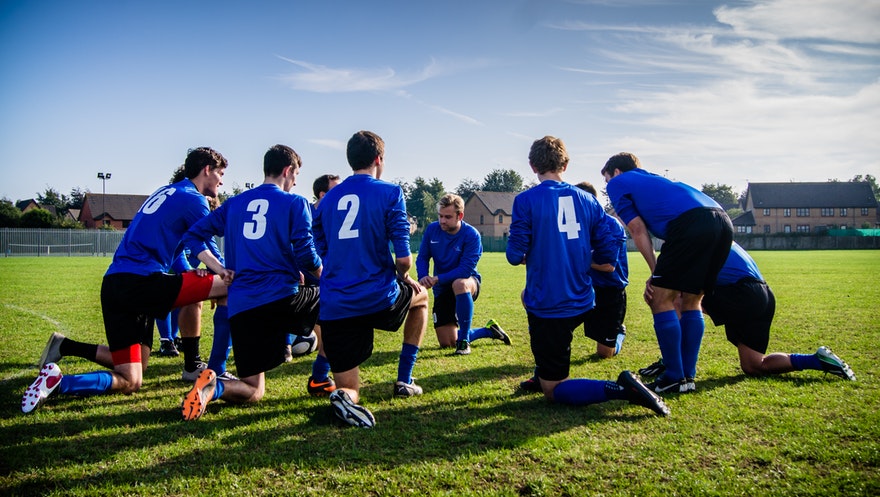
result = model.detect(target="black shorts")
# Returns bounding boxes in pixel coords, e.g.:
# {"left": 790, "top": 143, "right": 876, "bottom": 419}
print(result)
{"left": 583, "top": 286, "right": 627, "bottom": 347}
{"left": 527, "top": 311, "right": 589, "bottom": 382}
{"left": 432, "top": 279, "right": 481, "bottom": 328}
{"left": 321, "top": 281, "right": 415, "bottom": 374}
{"left": 101, "top": 272, "right": 183, "bottom": 352}
{"left": 653, "top": 207, "right": 733, "bottom": 295}
{"left": 702, "top": 279, "right": 775, "bottom": 354}
{"left": 228, "top": 286, "right": 320, "bottom": 378}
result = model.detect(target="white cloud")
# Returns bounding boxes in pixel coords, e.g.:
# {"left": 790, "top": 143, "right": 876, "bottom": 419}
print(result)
{"left": 277, "top": 57, "right": 445, "bottom": 93}
{"left": 308, "top": 138, "right": 346, "bottom": 150}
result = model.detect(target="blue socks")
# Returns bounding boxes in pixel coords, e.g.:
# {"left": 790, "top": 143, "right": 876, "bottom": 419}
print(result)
{"left": 455, "top": 292, "right": 474, "bottom": 342}
{"left": 551, "top": 379, "right": 610, "bottom": 406}
{"left": 397, "top": 343, "right": 420, "bottom": 384}
{"left": 207, "top": 305, "right": 231, "bottom": 374}
{"left": 212, "top": 379, "right": 225, "bottom": 401}
{"left": 679, "top": 310, "right": 704, "bottom": 379}
{"left": 653, "top": 310, "right": 684, "bottom": 381}
{"left": 311, "top": 353, "right": 331, "bottom": 381}
{"left": 790, "top": 353, "right": 823, "bottom": 371}
{"left": 58, "top": 371, "right": 113, "bottom": 396}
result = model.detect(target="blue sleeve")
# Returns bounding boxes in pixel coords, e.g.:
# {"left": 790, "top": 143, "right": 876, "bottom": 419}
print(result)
{"left": 290, "top": 196, "right": 321, "bottom": 273}
{"left": 415, "top": 226, "right": 432, "bottom": 279}
{"left": 171, "top": 250, "right": 191, "bottom": 273}
{"left": 387, "top": 187, "right": 411, "bottom": 258}
{"left": 606, "top": 179, "right": 639, "bottom": 228}
{"left": 506, "top": 194, "right": 530, "bottom": 265}
{"left": 589, "top": 208, "right": 616, "bottom": 267}
{"left": 183, "top": 204, "right": 227, "bottom": 262}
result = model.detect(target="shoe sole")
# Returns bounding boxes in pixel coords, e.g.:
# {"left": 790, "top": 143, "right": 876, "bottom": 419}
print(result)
{"left": 182, "top": 369, "right": 216, "bottom": 421}
{"left": 330, "top": 392, "right": 375, "bottom": 428}
{"left": 22, "top": 363, "right": 63, "bottom": 414}
{"left": 817, "top": 347, "right": 856, "bottom": 381}
{"left": 618, "top": 371, "right": 670, "bottom": 416}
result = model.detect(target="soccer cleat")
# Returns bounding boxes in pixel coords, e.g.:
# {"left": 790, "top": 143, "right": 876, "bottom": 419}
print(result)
{"left": 181, "top": 361, "right": 208, "bottom": 382}
{"left": 486, "top": 319, "right": 511, "bottom": 345}
{"left": 646, "top": 376, "right": 689, "bottom": 394}
{"left": 638, "top": 358, "right": 666, "bottom": 377}
{"left": 283, "top": 344, "right": 293, "bottom": 363}
{"left": 22, "top": 363, "right": 63, "bottom": 414}
{"left": 307, "top": 376, "right": 336, "bottom": 397}
{"left": 329, "top": 390, "right": 375, "bottom": 428}
{"left": 684, "top": 377, "right": 696, "bottom": 392}
{"left": 181, "top": 368, "right": 217, "bottom": 421}
{"left": 393, "top": 380, "right": 423, "bottom": 397}
{"left": 816, "top": 346, "right": 856, "bottom": 381}
{"left": 519, "top": 376, "right": 542, "bottom": 393}
{"left": 454, "top": 340, "right": 471, "bottom": 355}
{"left": 38, "top": 332, "right": 65, "bottom": 370}
{"left": 614, "top": 331, "right": 626, "bottom": 355}
{"left": 216, "top": 371, "right": 239, "bottom": 381}
{"left": 158, "top": 339, "right": 180, "bottom": 357}
{"left": 617, "top": 370, "right": 670, "bottom": 416}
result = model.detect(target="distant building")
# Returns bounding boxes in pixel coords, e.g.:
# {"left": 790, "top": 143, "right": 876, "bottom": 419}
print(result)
{"left": 79, "top": 193, "right": 148, "bottom": 229}
{"left": 16, "top": 199, "right": 57, "bottom": 216}
{"left": 463, "top": 191, "right": 517, "bottom": 238}
{"left": 737, "top": 182, "right": 878, "bottom": 234}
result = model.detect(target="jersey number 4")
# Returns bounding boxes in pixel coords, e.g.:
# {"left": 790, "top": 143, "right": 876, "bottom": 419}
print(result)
{"left": 557, "top": 196, "right": 581, "bottom": 239}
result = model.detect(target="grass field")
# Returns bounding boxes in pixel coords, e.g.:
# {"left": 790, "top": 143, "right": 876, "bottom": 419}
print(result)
{"left": 1, "top": 251, "right": 879, "bottom": 496}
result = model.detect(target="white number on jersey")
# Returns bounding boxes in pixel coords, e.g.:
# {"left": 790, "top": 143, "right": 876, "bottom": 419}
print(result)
{"left": 141, "top": 187, "right": 175, "bottom": 214}
{"left": 337, "top": 194, "right": 360, "bottom": 240}
{"left": 243, "top": 199, "right": 269, "bottom": 240}
{"left": 557, "top": 196, "right": 581, "bottom": 240}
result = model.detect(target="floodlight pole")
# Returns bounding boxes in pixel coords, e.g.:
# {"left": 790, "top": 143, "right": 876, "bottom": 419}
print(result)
{"left": 97, "top": 172, "right": 111, "bottom": 227}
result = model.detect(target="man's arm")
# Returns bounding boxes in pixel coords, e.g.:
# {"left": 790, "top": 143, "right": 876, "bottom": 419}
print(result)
{"left": 396, "top": 255, "right": 424, "bottom": 294}
{"left": 626, "top": 216, "right": 655, "bottom": 273}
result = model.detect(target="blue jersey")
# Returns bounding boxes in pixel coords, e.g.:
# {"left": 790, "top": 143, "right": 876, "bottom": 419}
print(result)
{"left": 589, "top": 214, "right": 629, "bottom": 289}
{"left": 716, "top": 242, "right": 763, "bottom": 285}
{"left": 302, "top": 202, "right": 321, "bottom": 287}
{"left": 506, "top": 180, "right": 616, "bottom": 318}
{"left": 606, "top": 168, "right": 721, "bottom": 239}
{"left": 183, "top": 183, "right": 321, "bottom": 317}
{"left": 416, "top": 221, "right": 482, "bottom": 294}
{"left": 313, "top": 174, "right": 411, "bottom": 320}
{"left": 106, "top": 179, "right": 209, "bottom": 276}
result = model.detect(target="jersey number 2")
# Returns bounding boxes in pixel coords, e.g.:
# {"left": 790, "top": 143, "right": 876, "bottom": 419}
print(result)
{"left": 337, "top": 194, "right": 360, "bottom": 239}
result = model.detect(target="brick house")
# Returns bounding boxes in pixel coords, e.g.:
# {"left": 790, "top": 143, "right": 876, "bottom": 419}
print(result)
{"left": 463, "top": 191, "right": 517, "bottom": 237}
{"left": 79, "top": 193, "right": 148, "bottom": 229}
{"left": 735, "top": 182, "right": 878, "bottom": 234}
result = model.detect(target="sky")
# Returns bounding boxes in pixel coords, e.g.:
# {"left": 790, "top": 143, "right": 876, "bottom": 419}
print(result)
{"left": 1, "top": 0, "right": 878, "bottom": 205}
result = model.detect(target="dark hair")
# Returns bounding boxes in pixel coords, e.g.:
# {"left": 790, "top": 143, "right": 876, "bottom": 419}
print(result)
{"left": 601, "top": 152, "right": 640, "bottom": 177}
{"left": 264, "top": 144, "right": 301, "bottom": 177}
{"left": 313, "top": 174, "right": 341, "bottom": 198}
{"left": 170, "top": 165, "right": 186, "bottom": 184}
{"left": 575, "top": 181, "right": 597, "bottom": 197}
{"left": 528, "top": 136, "right": 568, "bottom": 174}
{"left": 346, "top": 131, "right": 384, "bottom": 171}
{"left": 183, "top": 147, "right": 227, "bottom": 179}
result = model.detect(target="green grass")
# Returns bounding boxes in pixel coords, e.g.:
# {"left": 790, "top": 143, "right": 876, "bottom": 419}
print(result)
{"left": 1, "top": 251, "right": 879, "bottom": 496}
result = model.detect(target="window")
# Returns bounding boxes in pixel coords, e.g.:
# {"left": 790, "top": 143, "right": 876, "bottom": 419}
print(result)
{"left": 840, "top": 208, "right": 847, "bottom": 216}
{"left": 784, "top": 225, "right": 791, "bottom": 233}
{"left": 796, "top": 225, "right": 810, "bottom": 233}
{"left": 764, "top": 225, "right": 771, "bottom": 233}
{"left": 784, "top": 208, "right": 791, "bottom": 217}
{"left": 796, "top": 208, "right": 810, "bottom": 217}
{"left": 736, "top": 225, "right": 752, "bottom": 233}
{"left": 821, "top": 208, "right": 834, "bottom": 217}
{"left": 498, "top": 214, "right": 504, "bottom": 224}
{"left": 840, "top": 225, "right": 847, "bottom": 230}
{"left": 479, "top": 215, "right": 484, "bottom": 225}
{"left": 862, "top": 208, "right": 869, "bottom": 216}
{"left": 762, "top": 208, "right": 770, "bottom": 216}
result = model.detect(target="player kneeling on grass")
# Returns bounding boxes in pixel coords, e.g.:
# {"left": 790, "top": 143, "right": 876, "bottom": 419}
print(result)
{"left": 416, "top": 193, "right": 511, "bottom": 356}
{"left": 505, "top": 136, "right": 668, "bottom": 417}
{"left": 22, "top": 147, "right": 230, "bottom": 414}
{"left": 178, "top": 144, "right": 323, "bottom": 421}
{"left": 639, "top": 242, "right": 856, "bottom": 383}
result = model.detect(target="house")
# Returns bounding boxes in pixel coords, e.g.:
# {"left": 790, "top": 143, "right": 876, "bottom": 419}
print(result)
{"left": 16, "top": 199, "right": 57, "bottom": 216}
{"left": 737, "top": 182, "right": 878, "bottom": 234}
{"left": 79, "top": 193, "right": 148, "bottom": 229}
{"left": 463, "top": 191, "right": 517, "bottom": 237}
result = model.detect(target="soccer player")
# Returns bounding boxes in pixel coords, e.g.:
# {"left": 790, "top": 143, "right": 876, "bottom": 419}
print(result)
{"left": 23, "top": 147, "right": 231, "bottom": 414}
{"left": 416, "top": 193, "right": 510, "bottom": 355}
{"left": 313, "top": 130, "right": 429, "bottom": 428}
{"left": 602, "top": 152, "right": 733, "bottom": 394}
{"left": 639, "top": 242, "right": 856, "bottom": 381}
{"left": 179, "top": 144, "right": 322, "bottom": 421}
{"left": 506, "top": 136, "right": 668, "bottom": 417}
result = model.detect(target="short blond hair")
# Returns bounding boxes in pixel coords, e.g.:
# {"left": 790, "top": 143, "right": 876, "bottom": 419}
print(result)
{"left": 437, "top": 193, "right": 464, "bottom": 215}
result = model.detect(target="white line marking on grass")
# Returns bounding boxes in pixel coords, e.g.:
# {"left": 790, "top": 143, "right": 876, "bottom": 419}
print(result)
{"left": 2, "top": 303, "right": 71, "bottom": 382}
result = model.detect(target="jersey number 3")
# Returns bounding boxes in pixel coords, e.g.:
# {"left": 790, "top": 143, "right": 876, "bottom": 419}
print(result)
{"left": 244, "top": 199, "right": 269, "bottom": 240}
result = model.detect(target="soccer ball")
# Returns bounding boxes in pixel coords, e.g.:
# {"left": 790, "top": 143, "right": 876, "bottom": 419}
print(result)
{"left": 290, "top": 331, "right": 318, "bottom": 357}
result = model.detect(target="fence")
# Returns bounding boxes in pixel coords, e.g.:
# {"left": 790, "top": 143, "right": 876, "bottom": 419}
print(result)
{"left": 2, "top": 228, "right": 877, "bottom": 258}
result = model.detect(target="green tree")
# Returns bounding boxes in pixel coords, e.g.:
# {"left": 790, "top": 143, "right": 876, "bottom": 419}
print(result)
{"left": 0, "top": 198, "right": 21, "bottom": 227}
{"left": 454, "top": 178, "right": 481, "bottom": 202}
{"left": 701, "top": 183, "right": 739, "bottom": 208}
{"left": 67, "top": 187, "right": 88, "bottom": 210}
{"left": 405, "top": 177, "right": 445, "bottom": 230}
{"left": 36, "top": 187, "right": 68, "bottom": 215}
{"left": 481, "top": 169, "right": 524, "bottom": 192}
{"left": 20, "top": 208, "right": 55, "bottom": 228}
